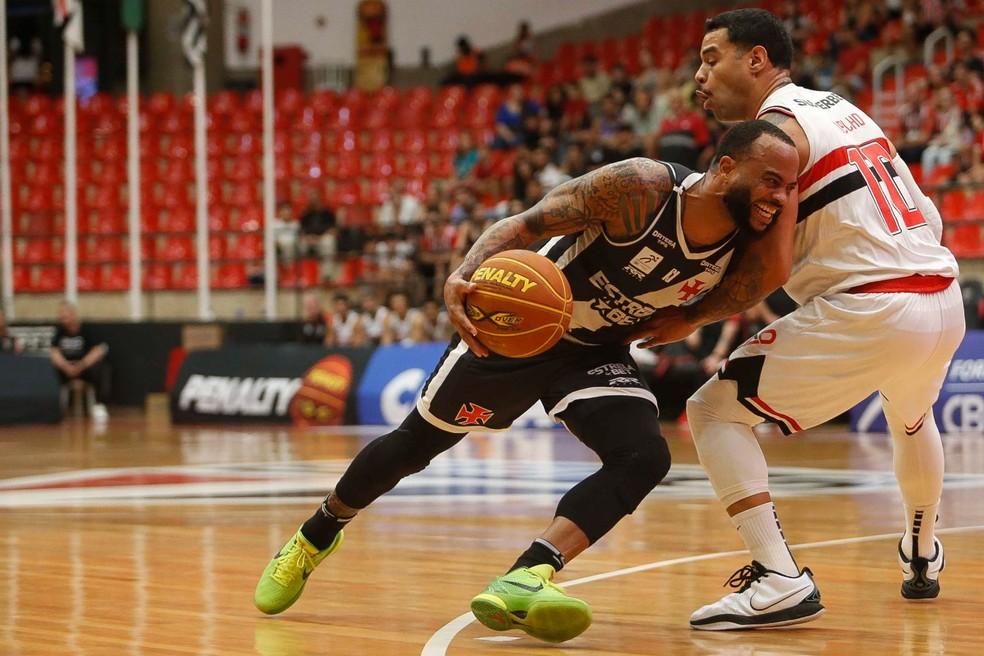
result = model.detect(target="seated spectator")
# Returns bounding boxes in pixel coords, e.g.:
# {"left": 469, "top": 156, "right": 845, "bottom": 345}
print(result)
{"left": 298, "top": 188, "right": 336, "bottom": 258}
{"left": 407, "top": 299, "right": 452, "bottom": 344}
{"left": 381, "top": 291, "right": 421, "bottom": 345}
{"left": 360, "top": 293, "right": 389, "bottom": 345}
{"left": 297, "top": 293, "right": 332, "bottom": 345}
{"left": 0, "top": 308, "right": 22, "bottom": 354}
{"left": 273, "top": 201, "right": 300, "bottom": 261}
{"left": 594, "top": 93, "right": 624, "bottom": 145}
{"left": 922, "top": 86, "right": 966, "bottom": 177}
{"left": 443, "top": 35, "right": 484, "bottom": 86}
{"left": 657, "top": 89, "right": 711, "bottom": 169}
{"left": 454, "top": 132, "right": 479, "bottom": 179}
{"left": 954, "top": 28, "right": 984, "bottom": 77}
{"left": 493, "top": 85, "right": 529, "bottom": 149}
{"left": 417, "top": 211, "right": 456, "bottom": 299}
{"left": 896, "top": 79, "right": 932, "bottom": 164}
{"left": 49, "top": 301, "right": 110, "bottom": 420}
{"left": 532, "top": 146, "right": 571, "bottom": 192}
{"left": 578, "top": 55, "right": 611, "bottom": 107}
{"left": 375, "top": 178, "right": 422, "bottom": 228}
{"left": 603, "top": 123, "right": 644, "bottom": 164}
{"left": 504, "top": 21, "right": 535, "bottom": 79}
{"left": 609, "top": 63, "right": 634, "bottom": 100}
{"left": 622, "top": 88, "right": 663, "bottom": 157}
{"left": 330, "top": 293, "right": 367, "bottom": 347}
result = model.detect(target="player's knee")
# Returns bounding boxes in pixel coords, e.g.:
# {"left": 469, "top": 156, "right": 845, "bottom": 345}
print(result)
{"left": 607, "top": 432, "right": 671, "bottom": 512}
{"left": 367, "top": 411, "right": 460, "bottom": 477}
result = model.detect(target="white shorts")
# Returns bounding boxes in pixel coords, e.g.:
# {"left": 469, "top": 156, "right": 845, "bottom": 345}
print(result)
{"left": 691, "top": 281, "right": 965, "bottom": 434}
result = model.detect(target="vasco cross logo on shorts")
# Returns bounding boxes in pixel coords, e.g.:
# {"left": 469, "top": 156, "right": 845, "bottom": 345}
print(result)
{"left": 455, "top": 402, "right": 495, "bottom": 426}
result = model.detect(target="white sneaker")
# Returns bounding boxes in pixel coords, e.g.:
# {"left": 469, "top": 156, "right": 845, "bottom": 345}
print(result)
{"left": 690, "top": 561, "right": 824, "bottom": 631}
{"left": 899, "top": 537, "right": 944, "bottom": 600}
{"left": 91, "top": 403, "right": 109, "bottom": 422}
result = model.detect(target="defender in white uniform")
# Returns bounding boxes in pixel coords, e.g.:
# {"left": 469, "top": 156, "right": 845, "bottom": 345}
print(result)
{"left": 633, "top": 9, "right": 965, "bottom": 630}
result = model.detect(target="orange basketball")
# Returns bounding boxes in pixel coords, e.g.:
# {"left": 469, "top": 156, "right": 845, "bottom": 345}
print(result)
{"left": 466, "top": 250, "right": 573, "bottom": 358}
{"left": 289, "top": 355, "right": 353, "bottom": 427}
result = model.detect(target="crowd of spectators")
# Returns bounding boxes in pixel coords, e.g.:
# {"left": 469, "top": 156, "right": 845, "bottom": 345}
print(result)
{"left": 267, "top": 2, "right": 983, "bottom": 315}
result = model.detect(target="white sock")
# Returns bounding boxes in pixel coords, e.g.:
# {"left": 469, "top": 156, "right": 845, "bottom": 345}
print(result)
{"left": 731, "top": 503, "right": 799, "bottom": 576}
{"left": 884, "top": 407, "right": 944, "bottom": 560}
{"left": 902, "top": 503, "right": 940, "bottom": 560}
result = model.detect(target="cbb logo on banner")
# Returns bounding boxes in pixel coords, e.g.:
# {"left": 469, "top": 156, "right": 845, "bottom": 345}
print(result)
{"left": 289, "top": 356, "right": 354, "bottom": 427}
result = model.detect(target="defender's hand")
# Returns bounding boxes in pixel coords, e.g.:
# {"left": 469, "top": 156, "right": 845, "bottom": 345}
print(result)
{"left": 628, "top": 307, "right": 697, "bottom": 349}
{"left": 444, "top": 272, "right": 489, "bottom": 357}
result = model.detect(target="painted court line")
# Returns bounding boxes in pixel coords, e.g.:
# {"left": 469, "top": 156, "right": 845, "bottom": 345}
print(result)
{"left": 420, "top": 524, "right": 984, "bottom": 656}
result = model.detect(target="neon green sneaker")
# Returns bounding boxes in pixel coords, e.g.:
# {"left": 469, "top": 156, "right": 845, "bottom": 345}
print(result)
{"left": 470, "top": 564, "right": 592, "bottom": 643}
{"left": 253, "top": 528, "right": 343, "bottom": 615}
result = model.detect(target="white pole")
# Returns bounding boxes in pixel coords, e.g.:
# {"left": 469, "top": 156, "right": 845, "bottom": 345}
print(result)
{"left": 193, "top": 62, "right": 210, "bottom": 320}
{"left": 261, "top": 0, "right": 276, "bottom": 319}
{"left": 64, "top": 35, "right": 78, "bottom": 303}
{"left": 0, "top": 0, "right": 14, "bottom": 318}
{"left": 127, "top": 30, "right": 142, "bottom": 320}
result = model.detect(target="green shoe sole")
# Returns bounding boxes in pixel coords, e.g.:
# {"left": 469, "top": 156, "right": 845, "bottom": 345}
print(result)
{"left": 470, "top": 593, "right": 592, "bottom": 643}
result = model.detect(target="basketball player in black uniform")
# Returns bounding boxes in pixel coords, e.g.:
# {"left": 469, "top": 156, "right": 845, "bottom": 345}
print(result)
{"left": 254, "top": 121, "right": 800, "bottom": 643}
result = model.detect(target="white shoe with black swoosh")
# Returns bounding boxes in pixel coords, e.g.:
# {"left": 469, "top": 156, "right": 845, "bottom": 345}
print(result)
{"left": 690, "top": 561, "right": 824, "bottom": 631}
{"left": 899, "top": 537, "right": 944, "bottom": 600}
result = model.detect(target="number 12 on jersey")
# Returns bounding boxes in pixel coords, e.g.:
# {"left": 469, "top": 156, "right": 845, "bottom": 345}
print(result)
{"left": 846, "top": 141, "right": 926, "bottom": 235}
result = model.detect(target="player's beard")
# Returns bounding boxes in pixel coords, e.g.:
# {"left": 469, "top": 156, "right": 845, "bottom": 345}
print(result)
{"left": 724, "top": 183, "right": 775, "bottom": 239}
{"left": 723, "top": 183, "right": 755, "bottom": 233}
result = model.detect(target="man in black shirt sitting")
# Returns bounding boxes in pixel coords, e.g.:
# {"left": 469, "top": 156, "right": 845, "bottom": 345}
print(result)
{"left": 50, "top": 301, "right": 109, "bottom": 420}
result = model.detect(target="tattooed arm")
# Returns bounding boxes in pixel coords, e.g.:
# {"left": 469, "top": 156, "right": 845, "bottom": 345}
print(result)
{"left": 445, "top": 157, "right": 672, "bottom": 356}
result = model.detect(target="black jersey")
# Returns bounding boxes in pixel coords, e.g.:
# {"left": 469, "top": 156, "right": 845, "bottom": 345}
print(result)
{"left": 539, "top": 161, "right": 738, "bottom": 346}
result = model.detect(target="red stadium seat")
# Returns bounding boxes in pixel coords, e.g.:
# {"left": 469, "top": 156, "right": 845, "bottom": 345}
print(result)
{"left": 77, "top": 265, "right": 101, "bottom": 291}
{"left": 947, "top": 224, "right": 983, "bottom": 258}
{"left": 171, "top": 264, "right": 198, "bottom": 290}
{"left": 363, "top": 107, "right": 391, "bottom": 130}
{"left": 208, "top": 206, "right": 231, "bottom": 231}
{"left": 398, "top": 154, "right": 430, "bottom": 179}
{"left": 101, "top": 264, "right": 130, "bottom": 291}
{"left": 82, "top": 236, "right": 124, "bottom": 263}
{"left": 966, "top": 190, "right": 984, "bottom": 222}
{"left": 209, "top": 234, "right": 226, "bottom": 260}
{"left": 159, "top": 235, "right": 194, "bottom": 261}
{"left": 231, "top": 233, "right": 263, "bottom": 260}
{"left": 941, "top": 191, "right": 967, "bottom": 222}
{"left": 275, "top": 88, "right": 304, "bottom": 115}
{"left": 17, "top": 239, "right": 53, "bottom": 263}
{"left": 364, "top": 153, "right": 396, "bottom": 180}
{"left": 362, "top": 179, "right": 390, "bottom": 206}
{"left": 367, "top": 129, "right": 395, "bottom": 154}
{"left": 213, "top": 263, "right": 247, "bottom": 289}
{"left": 35, "top": 266, "right": 65, "bottom": 292}
{"left": 331, "top": 153, "right": 362, "bottom": 180}
{"left": 227, "top": 156, "right": 261, "bottom": 183}
{"left": 227, "top": 109, "right": 258, "bottom": 134}
{"left": 143, "top": 263, "right": 172, "bottom": 290}
{"left": 432, "top": 129, "right": 459, "bottom": 153}
{"left": 396, "top": 129, "right": 428, "bottom": 155}
{"left": 162, "top": 208, "right": 195, "bottom": 233}
{"left": 147, "top": 92, "right": 176, "bottom": 116}
{"left": 13, "top": 266, "right": 32, "bottom": 291}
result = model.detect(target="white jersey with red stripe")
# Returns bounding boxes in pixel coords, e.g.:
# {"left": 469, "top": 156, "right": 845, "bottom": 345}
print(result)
{"left": 757, "top": 84, "right": 958, "bottom": 304}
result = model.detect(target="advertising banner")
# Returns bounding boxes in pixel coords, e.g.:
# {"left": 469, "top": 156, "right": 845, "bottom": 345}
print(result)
{"left": 850, "top": 330, "right": 984, "bottom": 433}
{"left": 170, "top": 346, "right": 371, "bottom": 425}
{"left": 356, "top": 343, "right": 559, "bottom": 428}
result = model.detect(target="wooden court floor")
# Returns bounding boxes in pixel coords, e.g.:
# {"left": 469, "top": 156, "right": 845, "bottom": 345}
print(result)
{"left": 1, "top": 413, "right": 983, "bottom": 655}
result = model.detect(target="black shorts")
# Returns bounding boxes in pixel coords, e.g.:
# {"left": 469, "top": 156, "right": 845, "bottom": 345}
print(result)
{"left": 416, "top": 336, "right": 658, "bottom": 433}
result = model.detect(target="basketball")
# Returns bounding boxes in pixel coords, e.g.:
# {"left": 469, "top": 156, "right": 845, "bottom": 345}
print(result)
{"left": 288, "top": 355, "right": 353, "bottom": 427}
{"left": 465, "top": 250, "right": 573, "bottom": 358}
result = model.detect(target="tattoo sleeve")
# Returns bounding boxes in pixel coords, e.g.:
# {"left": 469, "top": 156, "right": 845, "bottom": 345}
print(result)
{"left": 681, "top": 239, "right": 774, "bottom": 327}
{"left": 454, "top": 157, "right": 672, "bottom": 279}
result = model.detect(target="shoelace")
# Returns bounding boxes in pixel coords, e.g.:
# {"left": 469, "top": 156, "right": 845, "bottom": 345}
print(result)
{"left": 724, "top": 561, "right": 768, "bottom": 593}
{"left": 271, "top": 541, "right": 314, "bottom": 587}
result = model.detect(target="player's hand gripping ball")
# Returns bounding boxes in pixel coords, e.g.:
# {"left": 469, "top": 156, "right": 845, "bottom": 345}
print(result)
{"left": 465, "top": 250, "right": 573, "bottom": 358}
